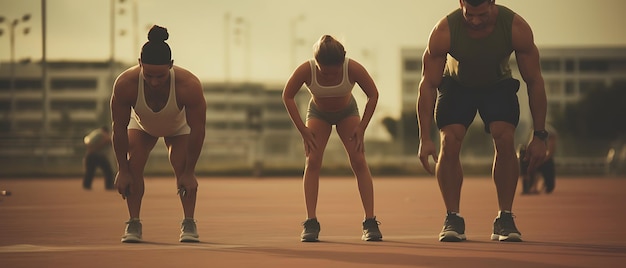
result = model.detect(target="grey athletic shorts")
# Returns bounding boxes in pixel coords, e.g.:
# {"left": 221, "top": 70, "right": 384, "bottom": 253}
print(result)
{"left": 306, "top": 96, "right": 359, "bottom": 125}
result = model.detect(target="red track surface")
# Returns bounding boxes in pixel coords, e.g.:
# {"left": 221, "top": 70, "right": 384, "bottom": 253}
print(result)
{"left": 1, "top": 176, "right": 625, "bottom": 267}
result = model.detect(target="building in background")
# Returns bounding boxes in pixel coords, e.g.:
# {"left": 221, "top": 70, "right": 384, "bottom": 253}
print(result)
{"left": 2, "top": 46, "right": 624, "bottom": 176}
{"left": 0, "top": 60, "right": 309, "bottom": 175}
{"left": 538, "top": 47, "right": 626, "bottom": 120}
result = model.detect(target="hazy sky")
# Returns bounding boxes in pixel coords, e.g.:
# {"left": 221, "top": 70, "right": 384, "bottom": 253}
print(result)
{"left": 1, "top": 0, "right": 626, "bottom": 121}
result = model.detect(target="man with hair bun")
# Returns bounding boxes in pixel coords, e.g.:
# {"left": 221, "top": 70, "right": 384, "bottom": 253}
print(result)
{"left": 417, "top": 0, "right": 548, "bottom": 242}
{"left": 110, "top": 25, "right": 206, "bottom": 243}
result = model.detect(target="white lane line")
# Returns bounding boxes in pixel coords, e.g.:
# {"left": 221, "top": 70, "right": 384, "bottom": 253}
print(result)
{"left": 0, "top": 235, "right": 436, "bottom": 253}
{"left": 0, "top": 243, "right": 245, "bottom": 253}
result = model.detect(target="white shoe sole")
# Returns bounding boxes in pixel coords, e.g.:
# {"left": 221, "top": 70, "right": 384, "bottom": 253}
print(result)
{"left": 180, "top": 234, "right": 200, "bottom": 242}
{"left": 491, "top": 233, "right": 522, "bottom": 242}
{"left": 121, "top": 234, "right": 142, "bottom": 243}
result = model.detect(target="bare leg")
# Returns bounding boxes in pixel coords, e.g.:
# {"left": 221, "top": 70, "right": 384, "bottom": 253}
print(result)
{"left": 490, "top": 122, "right": 518, "bottom": 211}
{"left": 127, "top": 129, "right": 158, "bottom": 219}
{"left": 436, "top": 124, "right": 466, "bottom": 213}
{"left": 336, "top": 116, "right": 375, "bottom": 219}
{"left": 302, "top": 119, "right": 332, "bottom": 219}
{"left": 164, "top": 134, "right": 197, "bottom": 218}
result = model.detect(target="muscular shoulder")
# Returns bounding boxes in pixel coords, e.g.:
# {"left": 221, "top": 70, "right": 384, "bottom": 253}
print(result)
{"left": 172, "top": 66, "right": 204, "bottom": 106}
{"left": 511, "top": 14, "right": 535, "bottom": 51}
{"left": 112, "top": 65, "right": 140, "bottom": 101}
{"left": 115, "top": 65, "right": 140, "bottom": 87}
{"left": 173, "top": 66, "right": 202, "bottom": 90}
{"left": 426, "top": 17, "right": 451, "bottom": 57}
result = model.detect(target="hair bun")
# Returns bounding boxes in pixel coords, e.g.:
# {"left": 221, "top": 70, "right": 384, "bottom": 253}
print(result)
{"left": 147, "top": 25, "right": 169, "bottom": 42}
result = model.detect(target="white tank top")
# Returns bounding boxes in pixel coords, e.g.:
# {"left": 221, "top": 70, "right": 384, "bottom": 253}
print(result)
{"left": 305, "top": 57, "right": 355, "bottom": 98}
{"left": 131, "top": 68, "right": 189, "bottom": 137}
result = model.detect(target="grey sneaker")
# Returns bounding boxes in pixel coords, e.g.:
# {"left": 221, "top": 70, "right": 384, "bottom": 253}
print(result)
{"left": 121, "top": 218, "right": 142, "bottom": 243}
{"left": 439, "top": 213, "right": 466, "bottom": 242}
{"left": 301, "top": 218, "right": 320, "bottom": 242}
{"left": 362, "top": 217, "right": 383, "bottom": 241}
{"left": 179, "top": 218, "right": 200, "bottom": 242}
{"left": 491, "top": 212, "right": 522, "bottom": 242}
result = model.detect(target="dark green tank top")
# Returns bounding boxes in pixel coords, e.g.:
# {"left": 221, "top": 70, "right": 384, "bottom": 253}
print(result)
{"left": 443, "top": 5, "right": 515, "bottom": 88}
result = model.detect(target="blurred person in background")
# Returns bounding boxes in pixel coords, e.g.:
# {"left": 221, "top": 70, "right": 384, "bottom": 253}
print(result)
{"left": 519, "top": 124, "right": 557, "bottom": 194}
{"left": 82, "top": 126, "right": 115, "bottom": 190}
{"left": 110, "top": 25, "right": 206, "bottom": 243}
{"left": 283, "top": 35, "right": 383, "bottom": 242}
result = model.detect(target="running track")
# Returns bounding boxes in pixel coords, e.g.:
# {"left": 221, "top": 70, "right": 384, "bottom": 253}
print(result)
{"left": 1, "top": 176, "right": 625, "bottom": 267}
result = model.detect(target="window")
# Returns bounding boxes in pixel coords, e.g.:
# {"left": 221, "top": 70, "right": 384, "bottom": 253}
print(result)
{"left": 17, "top": 100, "right": 43, "bottom": 111}
{"left": 579, "top": 60, "right": 609, "bottom": 72}
{"left": 51, "top": 100, "right": 97, "bottom": 110}
{"left": 404, "top": 59, "right": 421, "bottom": 72}
{"left": 579, "top": 80, "right": 605, "bottom": 96}
{"left": 577, "top": 58, "right": 626, "bottom": 72}
{"left": 208, "top": 122, "right": 228, "bottom": 129}
{"left": 565, "top": 59, "right": 576, "bottom": 73}
{"left": 613, "top": 79, "right": 626, "bottom": 88}
{"left": 51, "top": 79, "right": 97, "bottom": 91}
{"left": 0, "top": 100, "right": 10, "bottom": 111}
{"left": 16, "top": 120, "right": 42, "bottom": 131}
{"left": 265, "top": 139, "right": 289, "bottom": 154}
{"left": 0, "top": 80, "right": 8, "bottom": 90}
{"left": 210, "top": 104, "right": 227, "bottom": 111}
{"left": 0, "top": 79, "right": 43, "bottom": 91}
{"left": 0, "top": 119, "right": 9, "bottom": 132}
{"left": 608, "top": 59, "right": 626, "bottom": 71}
{"left": 403, "top": 81, "right": 418, "bottom": 94}
{"left": 265, "top": 121, "right": 292, "bottom": 130}
{"left": 565, "top": 80, "right": 576, "bottom": 95}
{"left": 548, "top": 102, "right": 562, "bottom": 115}
{"left": 540, "top": 59, "right": 561, "bottom": 72}
{"left": 546, "top": 80, "right": 562, "bottom": 96}
{"left": 16, "top": 79, "right": 43, "bottom": 90}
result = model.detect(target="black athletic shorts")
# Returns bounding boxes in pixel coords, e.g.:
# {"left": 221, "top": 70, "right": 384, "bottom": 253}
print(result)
{"left": 435, "top": 77, "right": 520, "bottom": 133}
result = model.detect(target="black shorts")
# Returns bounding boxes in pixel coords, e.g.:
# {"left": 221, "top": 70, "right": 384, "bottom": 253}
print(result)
{"left": 435, "top": 77, "right": 520, "bottom": 133}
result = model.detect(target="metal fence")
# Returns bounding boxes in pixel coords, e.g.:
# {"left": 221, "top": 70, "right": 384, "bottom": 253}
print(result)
{"left": 0, "top": 135, "right": 622, "bottom": 177}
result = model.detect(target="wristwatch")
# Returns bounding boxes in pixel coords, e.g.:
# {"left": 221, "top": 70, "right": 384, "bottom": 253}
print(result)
{"left": 533, "top": 130, "right": 549, "bottom": 141}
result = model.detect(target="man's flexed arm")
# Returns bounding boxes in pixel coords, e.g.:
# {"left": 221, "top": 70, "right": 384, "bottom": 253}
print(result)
{"left": 513, "top": 14, "right": 547, "bottom": 173}
{"left": 110, "top": 71, "right": 135, "bottom": 198}
{"left": 417, "top": 18, "right": 450, "bottom": 174}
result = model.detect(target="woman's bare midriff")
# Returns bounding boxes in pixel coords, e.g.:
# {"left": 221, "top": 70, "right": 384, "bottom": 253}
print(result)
{"left": 312, "top": 94, "right": 352, "bottom": 112}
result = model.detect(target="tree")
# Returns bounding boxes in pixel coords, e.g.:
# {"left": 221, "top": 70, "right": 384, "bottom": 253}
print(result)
{"left": 554, "top": 85, "right": 626, "bottom": 141}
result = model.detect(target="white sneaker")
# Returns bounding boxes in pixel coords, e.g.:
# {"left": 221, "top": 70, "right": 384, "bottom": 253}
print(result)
{"left": 121, "top": 218, "right": 142, "bottom": 243}
{"left": 179, "top": 218, "right": 200, "bottom": 242}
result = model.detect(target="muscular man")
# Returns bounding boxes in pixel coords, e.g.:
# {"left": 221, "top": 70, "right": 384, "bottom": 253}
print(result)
{"left": 110, "top": 25, "right": 206, "bottom": 243}
{"left": 417, "top": 0, "right": 548, "bottom": 242}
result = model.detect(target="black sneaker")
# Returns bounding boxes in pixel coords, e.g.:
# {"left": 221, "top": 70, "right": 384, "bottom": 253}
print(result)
{"left": 491, "top": 212, "right": 522, "bottom": 242}
{"left": 362, "top": 217, "right": 383, "bottom": 241}
{"left": 439, "top": 213, "right": 466, "bottom": 242}
{"left": 301, "top": 218, "right": 320, "bottom": 242}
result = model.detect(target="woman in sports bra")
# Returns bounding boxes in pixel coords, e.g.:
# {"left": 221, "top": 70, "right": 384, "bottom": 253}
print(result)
{"left": 283, "top": 35, "right": 382, "bottom": 242}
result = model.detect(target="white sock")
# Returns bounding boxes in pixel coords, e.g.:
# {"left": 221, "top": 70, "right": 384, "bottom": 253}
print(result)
{"left": 498, "top": 210, "right": 512, "bottom": 217}
{"left": 447, "top": 211, "right": 462, "bottom": 217}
